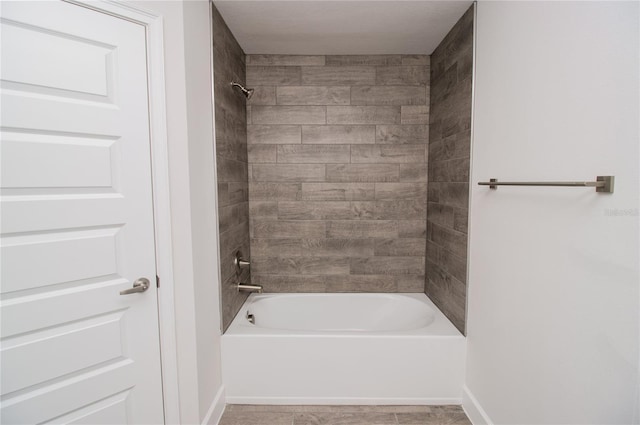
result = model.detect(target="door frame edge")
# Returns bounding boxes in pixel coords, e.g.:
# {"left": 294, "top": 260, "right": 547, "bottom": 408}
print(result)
{"left": 62, "top": 1, "right": 181, "bottom": 423}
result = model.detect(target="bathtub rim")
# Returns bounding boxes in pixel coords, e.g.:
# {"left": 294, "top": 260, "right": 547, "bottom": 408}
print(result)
{"left": 224, "top": 292, "right": 464, "bottom": 338}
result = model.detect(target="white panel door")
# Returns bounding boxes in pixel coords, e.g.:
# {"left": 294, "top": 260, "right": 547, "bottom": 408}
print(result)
{"left": 0, "top": 2, "right": 164, "bottom": 423}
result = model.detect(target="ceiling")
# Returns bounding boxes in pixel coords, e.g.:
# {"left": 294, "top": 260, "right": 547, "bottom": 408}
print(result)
{"left": 213, "top": 1, "right": 473, "bottom": 55}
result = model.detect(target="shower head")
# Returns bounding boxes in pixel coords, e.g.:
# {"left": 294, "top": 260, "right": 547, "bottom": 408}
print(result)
{"left": 230, "top": 82, "right": 254, "bottom": 100}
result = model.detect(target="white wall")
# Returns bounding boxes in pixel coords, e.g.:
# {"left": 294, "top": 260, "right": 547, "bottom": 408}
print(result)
{"left": 182, "top": 1, "right": 225, "bottom": 422}
{"left": 129, "top": 1, "right": 223, "bottom": 424}
{"left": 465, "top": 2, "right": 639, "bottom": 424}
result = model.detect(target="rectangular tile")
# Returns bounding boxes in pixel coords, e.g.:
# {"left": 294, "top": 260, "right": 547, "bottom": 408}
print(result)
{"left": 427, "top": 182, "right": 469, "bottom": 208}
{"left": 219, "top": 226, "right": 250, "bottom": 281}
{"left": 251, "top": 238, "right": 374, "bottom": 257}
{"left": 326, "top": 164, "right": 399, "bottom": 182}
{"left": 399, "top": 220, "right": 426, "bottom": 238}
{"left": 399, "top": 164, "right": 428, "bottom": 182}
{"left": 215, "top": 121, "right": 247, "bottom": 162}
{"left": 217, "top": 182, "right": 229, "bottom": 207}
{"left": 396, "top": 410, "right": 471, "bottom": 425}
{"left": 278, "top": 201, "right": 354, "bottom": 220}
{"left": 457, "top": 47, "right": 474, "bottom": 82}
{"left": 251, "top": 220, "right": 326, "bottom": 238}
{"left": 428, "top": 222, "right": 468, "bottom": 259}
{"left": 376, "top": 66, "right": 429, "bottom": 85}
{"left": 428, "top": 131, "right": 471, "bottom": 161}
{"left": 249, "top": 200, "right": 278, "bottom": 218}
{"left": 327, "top": 220, "right": 397, "bottom": 238}
{"left": 401, "top": 105, "right": 430, "bottom": 124}
{"left": 401, "top": 55, "right": 430, "bottom": 65}
{"left": 375, "top": 238, "right": 426, "bottom": 256}
{"left": 348, "top": 201, "right": 375, "bottom": 219}
{"left": 350, "top": 257, "right": 425, "bottom": 275}
{"left": 294, "top": 412, "right": 397, "bottom": 425}
{"left": 246, "top": 66, "right": 301, "bottom": 85}
{"left": 302, "top": 125, "right": 375, "bottom": 144}
{"left": 246, "top": 86, "right": 276, "bottom": 105}
{"left": 301, "top": 66, "right": 375, "bottom": 85}
{"left": 327, "top": 106, "right": 400, "bottom": 125}
{"left": 218, "top": 202, "right": 249, "bottom": 233}
{"left": 277, "top": 144, "right": 350, "bottom": 163}
{"left": 249, "top": 183, "right": 301, "bottom": 200}
{"left": 439, "top": 7, "right": 474, "bottom": 65}
{"left": 351, "top": 86, "right": 426, "bottom": 106}
{"left": 248, "top": 125, "right": 301, "bottom": 144}
{"left": 376, "top": 125, "right": 429, "bottom": 144}
{"left": 301, "top": 183, "right": 375, "bottom": 201}
{"left": 250, "top": 275, "right": 328, "bottom": 292}
{"left": 228, "top": 181, "right": 249, "bottom": 204}
{"left": 219, "top": 411, "right": 293, "bottom": 425}
{"left": 436, "top": 111, "right": 471, "bottom": 141}
{"left": 217, "top": 157, "right": 248, "bottom": 182}
{"left": 247, "top": 55, "right": 325, "bottom": 66}
{"left": 252, "top": 164, "right": 325, "bottom": 182}
{"left": 428, "top": 158, "right": 470, "bottom": 182}
{"left": 427, "top": 184, "right": 440, "bottom": 203}
{"left": 427, "top": 241, "right": 467, "bottom": 283}
{"left": 373, "top": 200, "right": 426, "bottom": 220}
{"left": 375, "top": 183, "right": 427, "bottom": 200}
{"left": 277, "top": 86, "right": 350, "bottom": 105}
{"left": 325, "top": 55, "right": 402, "bottom": 66}
{"left": 252, "top": 257, "right": 350, "bottom": 275}
{"left": 453, "top": 208, "right": 468, "bottom": 233}
{"left": 397, "top": 275, "right": 426, "bottom": 292}
{"left": 248, "top": 144, "right": 276, "bottom": 163}
{"left": 427, "top": 202, "right": 454, "bottom": 228}
{"left": 324, "top": 275, "right": 398, "bottom": 292}
{"left": 351, "top": 145, "right": 426, "bottom": 163}
{"left": 221, "top": 275, "right": 250, "bottom": 331}
{"left": 426, "top": 260, "right": 467, "bottom": 334}
{"left": 435, "top": 66, "right": 467, "bottom": 102}
{"left": 251, "top": 106, "right": 326, "bottom": 124}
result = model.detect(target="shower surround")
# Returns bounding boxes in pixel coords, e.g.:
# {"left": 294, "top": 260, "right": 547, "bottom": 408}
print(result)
{"left": 246, "top": 54, "right": 430, "bottom": 293}
{"left": 425, "top": 6, "right": 474, "bottom": 334}
{"left": 213, "top": 5, "right": 251, "bottom": 331}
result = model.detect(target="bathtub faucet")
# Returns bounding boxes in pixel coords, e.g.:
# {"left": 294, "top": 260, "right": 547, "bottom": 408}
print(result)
{"left": 237, "top": 283, "right": 263, "bottom": 293}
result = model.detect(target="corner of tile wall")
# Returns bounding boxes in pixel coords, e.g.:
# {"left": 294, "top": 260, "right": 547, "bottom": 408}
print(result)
{"left": 425, "top": 5, "right": 474, "bottom": 334}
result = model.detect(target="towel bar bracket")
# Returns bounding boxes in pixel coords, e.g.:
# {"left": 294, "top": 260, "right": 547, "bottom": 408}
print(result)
{"left": 595, "top": 175, "right": 615, "bottom": 193}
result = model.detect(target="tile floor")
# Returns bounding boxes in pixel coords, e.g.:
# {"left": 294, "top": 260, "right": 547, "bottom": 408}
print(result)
{"left": 219, "top": 405, "right": 472, "bottom": 425}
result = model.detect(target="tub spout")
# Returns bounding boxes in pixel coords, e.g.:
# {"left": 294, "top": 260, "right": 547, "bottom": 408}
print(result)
{"left": 237, "top": 283, "right": 263, "bottom": 293}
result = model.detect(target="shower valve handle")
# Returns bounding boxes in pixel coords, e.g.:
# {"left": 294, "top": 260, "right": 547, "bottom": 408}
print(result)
{"left": 234, "top": 250, "right": 251, "bottom": 274}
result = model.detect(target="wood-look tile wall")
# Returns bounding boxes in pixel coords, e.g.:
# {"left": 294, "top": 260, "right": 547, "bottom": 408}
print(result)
{"left": 246, "top": 54, "right": 430, "bottom": 292}
{"left": 213, "top": 5, "right": 251, "bottom": 331}
{"left": 426, "top": 5, "right": 474, "bottom": 334}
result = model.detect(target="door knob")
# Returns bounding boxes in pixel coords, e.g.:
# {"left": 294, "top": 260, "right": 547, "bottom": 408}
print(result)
{"left": 120, "top": 277, "right": 151, "bottom": 295}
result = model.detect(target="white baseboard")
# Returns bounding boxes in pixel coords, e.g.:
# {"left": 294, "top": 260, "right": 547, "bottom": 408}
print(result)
{"left": 462, "top": 386, "right": 492, "bottom": 425}
{"left": 225, "top": 396, "right": 462, "bottom": 405}
{"left": 202, "top": 385, "right": 226, "bottom": 425}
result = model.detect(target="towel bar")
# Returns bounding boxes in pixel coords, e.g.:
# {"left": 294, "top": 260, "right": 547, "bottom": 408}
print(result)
{"left": 478, "top": 176, "right": 614, "bottom": 193}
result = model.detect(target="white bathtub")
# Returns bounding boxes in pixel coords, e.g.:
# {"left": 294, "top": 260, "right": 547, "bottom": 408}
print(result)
{"left": 222, "top": 293, "right": 466, "bottom": 405}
